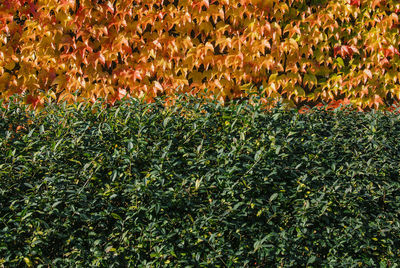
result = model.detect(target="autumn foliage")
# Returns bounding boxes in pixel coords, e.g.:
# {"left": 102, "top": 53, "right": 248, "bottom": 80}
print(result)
{"left": 0, "top": 0, "right": 400, "bottom": 110}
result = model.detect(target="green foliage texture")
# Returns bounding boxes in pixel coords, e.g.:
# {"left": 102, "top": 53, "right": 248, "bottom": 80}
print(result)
{"left": 1, "top": 96, "right": 400, "bottom": 267}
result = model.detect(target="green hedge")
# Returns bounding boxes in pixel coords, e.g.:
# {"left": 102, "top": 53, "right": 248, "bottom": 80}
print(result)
{"left": 1, "top": 97, "right": 400, "bottom": 267}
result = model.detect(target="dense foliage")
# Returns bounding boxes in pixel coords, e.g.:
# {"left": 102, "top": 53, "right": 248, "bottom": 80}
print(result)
{"left": 1, "top": 97, "right": 400, "bottom": 266}
{"left": 1, "top": 0, "right": 399, "bottom": 110}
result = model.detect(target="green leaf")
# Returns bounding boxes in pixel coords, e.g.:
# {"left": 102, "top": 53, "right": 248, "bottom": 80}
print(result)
{"left": 307, "top": 255, "right": 316, "bottom": 264}
{"left": 163, "top": 117, "right": 171, "bottom": 128}
{"left": 254, "top": 149, "right": 263, "bottom": 162}
{"left": 269, "top": 193, "right": 278, "bottom": 202}
{"left": 275, "top": 145, "right": 281, "bottom": 155}
{"left": 111, "top": 213, "right": 122, "bottom": 220}
{"left": 127, "top": 141, "right": 133, "bottom": 151}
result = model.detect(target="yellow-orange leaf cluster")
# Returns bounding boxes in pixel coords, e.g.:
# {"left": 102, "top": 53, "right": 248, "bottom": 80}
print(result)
{"left": 0, "top": 0, "right": 399, "bottom": 110}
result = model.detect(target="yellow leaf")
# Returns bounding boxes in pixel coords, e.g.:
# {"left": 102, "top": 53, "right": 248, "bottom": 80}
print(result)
{"left": 269, "top": 73, "right": 278, "bottom": 82}
{"left": 188, "top": 71, "right": 204, "bottom": 83}
{"left": 215, "top": 37, "right": 232, "bottom": 52}
{"left": 253, "top": 0, "right": 275, "bottom": 9}
{"left": 51, "top": 75, "right": 66, "bottom": 87}
{"left": 4, "top": 61, "right": 15, "bottom": 71}
{"left": 289, "top": 38, "right": 298, "bottom": 51}
{"left": 294, "top": 85, "right": 305, "bottom": 97}
{"left": 199, "top": 21, "right": 213, "bottom": 33}
{"left": 304, "top": 74, "right": 317, "bottom": 87}
{"left": 24, "top": 257, "right": 33, "bottom": 267}
{"left": 240, "top": 83, "right": 253, "bottom": 92}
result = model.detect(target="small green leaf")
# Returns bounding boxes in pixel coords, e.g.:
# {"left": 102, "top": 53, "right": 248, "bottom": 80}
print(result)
{"left": 111, "top": 213, "right": 122, "bottom": 220}
{"left": 254, "top": 149, "right": 263, "bottom": 162}
{"left": 269, "top": 193, "right": 278, "bottom": 202}
{"left": 307, "top": 255, "right": 316, "bottom": 264}
{"left": 127, "top": 141, "right": 133, "bottom": 151}
{"left": 275, "top": 145, "right": 281, "bottom": 155}
{"left": 163, "top": 117, "right": 171, "bottom": 127}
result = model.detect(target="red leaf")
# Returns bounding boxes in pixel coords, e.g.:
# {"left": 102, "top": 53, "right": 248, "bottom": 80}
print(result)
{"left": 383, "top": 45, "right": 400, "bottom": 57}
{"left": 298, "top": 106, "right": 311, "bottom": 114}
{"left": 29, "top": 1, "right": 39, "bottom": 18}
{"left": 349, "top": 0, "right": 361, "bottom": 6}
{"left": 327, "top": 98, "right": 351, "bottom": 110}
{"left": 334, "top": 45, "right": 355, "bottom": 58}
{"left": 334, "top": 46, "right": 341, "bottom": 57}
{"left": 26, "top": 95, "right": 41, "bottom": 108}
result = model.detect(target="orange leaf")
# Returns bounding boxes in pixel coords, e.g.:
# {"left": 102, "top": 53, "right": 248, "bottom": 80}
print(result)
{"left": 96, "top": 52, "right": 105, "bottom": 65}
{"left": 132, "top": 70, "right": 142, "bottom": 81}
{"left": 373, "top": 94, "right": 383, "bottom": 108}
{"left": 192, "top": 0, "right": 210, "bottom": 11}
{"left": 25, "top": 94, "right": 42, "bottom": 109}
{"left": 363, "top": 69, "right": 372, "bottom": 79}
{"left": 106, "top": 1, "right": 114, "bottom": 13}
{"left": 372, "top": 0, "right": 383, "bottom": 9}
{"left": 16, "top": 125, "right": 26, "bottom": 132}
{"left": 154, "top": 81, "right": 164, "bottom": 93}
{"left": 109, "top": 88, "right": 129, "bottom": 105}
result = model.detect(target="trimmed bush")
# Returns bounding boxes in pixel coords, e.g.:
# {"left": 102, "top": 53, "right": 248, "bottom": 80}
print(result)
{"left": 1, "top": 96, "right": 400, "bottom": 267}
